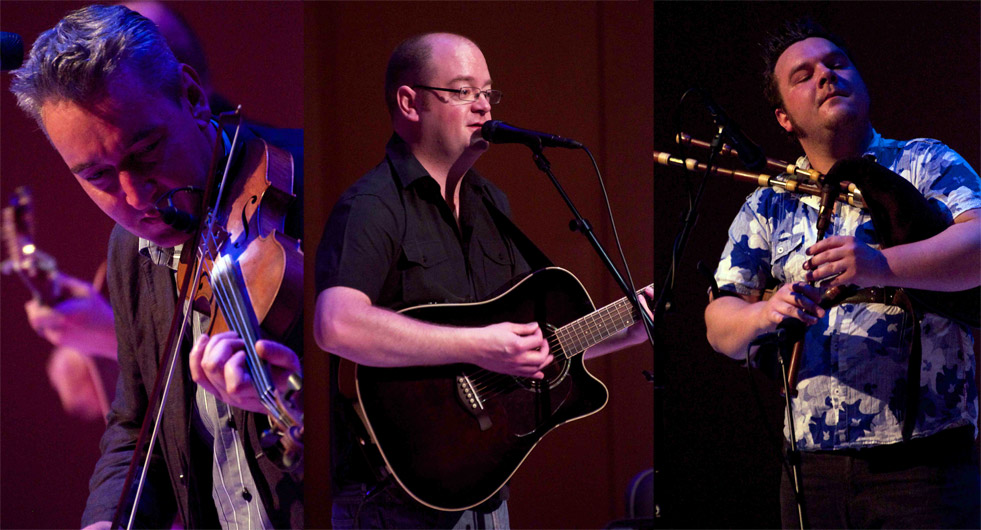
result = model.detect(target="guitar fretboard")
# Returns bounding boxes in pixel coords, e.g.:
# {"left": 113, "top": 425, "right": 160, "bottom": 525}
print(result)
{"left": 554, "top": 285, "right": 652, "bottom": 356}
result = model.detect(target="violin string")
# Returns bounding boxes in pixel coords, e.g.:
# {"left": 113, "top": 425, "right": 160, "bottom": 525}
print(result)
{"left": 211, "top": 259, "right": 268, "bottom": 393}
{"left": 210, "top": 258, "right": 273, "bottom": 397}
{"left": 202, "top": 235, "right": 282, "bottom": 416}
{"left": 211, "top": 258, "right": 262, "bottom": 380}
{"left": 212, "top": 263, "right": 284, "bottom": 420}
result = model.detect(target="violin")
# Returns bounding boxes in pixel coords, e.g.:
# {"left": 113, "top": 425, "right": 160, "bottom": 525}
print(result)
{"left": 112, "top": 109, "right": 303, "bottom": 529}
{"left": 180, "top": 112, "right": 304, "bottom": 466}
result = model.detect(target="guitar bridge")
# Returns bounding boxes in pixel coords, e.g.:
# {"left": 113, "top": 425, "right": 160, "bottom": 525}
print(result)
{"left": 456, "top": 374, "right": 492, "bottom": 431}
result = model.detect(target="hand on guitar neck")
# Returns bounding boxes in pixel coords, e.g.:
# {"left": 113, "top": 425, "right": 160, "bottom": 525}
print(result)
{"left": 324, "top": 269, "right": 656, "bottom": 510}
{"left": 317, "top": 283, "right": 654, "bottom": 378}
{"left": 22, "top": 272, "right": 116, "bottom": 422}
{"left": 24, "top": 272, "right": 117, "bottom": 360}
{"left": 583, "top": 285, "right": 654, "bottom": 360}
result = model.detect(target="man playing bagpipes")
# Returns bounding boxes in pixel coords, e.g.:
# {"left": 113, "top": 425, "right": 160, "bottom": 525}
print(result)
{"left": 704, "top": 18, "right": 980, "bottom": 529}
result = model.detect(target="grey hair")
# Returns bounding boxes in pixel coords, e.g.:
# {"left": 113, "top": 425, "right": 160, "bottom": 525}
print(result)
{"left": 10, "top": 4, "right": 181, "bottom": 127}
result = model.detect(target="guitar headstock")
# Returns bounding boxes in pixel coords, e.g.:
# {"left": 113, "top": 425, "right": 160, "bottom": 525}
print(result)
{"left": 1, "top": 186, "right": 62, "bottom": 304}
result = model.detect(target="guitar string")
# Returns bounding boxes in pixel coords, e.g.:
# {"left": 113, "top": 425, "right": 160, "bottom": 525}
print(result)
{"left": 467, "top": 293, "right": 643, "bottom": 398}
{"left": 467, "top": 307, "right": 618, "bottom": 393}
{"left": 467, "top": 334, "right": 564, "bottom": 394}
{"left": 467, "top": 327, "right": 577, "bottom": 396}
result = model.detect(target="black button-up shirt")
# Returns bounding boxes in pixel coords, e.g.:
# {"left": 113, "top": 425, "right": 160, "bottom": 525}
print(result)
{"left": 315, "top": 133, "right": 530, "bottom": 492}
{"left": 316, "top": 133, "right": 529, "bottom": 309}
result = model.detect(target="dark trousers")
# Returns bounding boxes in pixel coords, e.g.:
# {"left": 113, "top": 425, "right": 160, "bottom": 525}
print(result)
{"left": 331, "top": 482, "right": 509, "bottom": 529}
{"left": 780, "top": 427, "right": 980, "bottom": 529}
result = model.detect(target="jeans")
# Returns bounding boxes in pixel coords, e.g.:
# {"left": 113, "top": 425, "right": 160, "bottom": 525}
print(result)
{"left": 332, "top": 482, "right": 510, "bottom": 530}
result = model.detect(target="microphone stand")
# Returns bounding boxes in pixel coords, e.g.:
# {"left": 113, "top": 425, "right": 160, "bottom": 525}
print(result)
{"left": 646, "top": 126, "right": 727, "bottom": 526}
{"left": 525, "top": 140, "right": 657, "bottom": 519}
{"left": 777, "top": 332, "right": 807, "bottom": 530}
{"left": 753, "top": 320, "right": 808, "bottom": 530}
{"left": 753, "top": 173, "right": 840, "bottom": 530}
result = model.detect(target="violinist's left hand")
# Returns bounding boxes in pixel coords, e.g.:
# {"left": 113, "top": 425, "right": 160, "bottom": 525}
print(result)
{"left": 804, "top": 235, "right": 890, "bottom": 288}
{"left": 189, "top": 331, "right": 301, "bottom": 414}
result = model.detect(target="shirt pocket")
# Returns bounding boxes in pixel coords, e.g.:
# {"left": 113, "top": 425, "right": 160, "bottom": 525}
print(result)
{"left": 475, "top": 236, "right": 517, "bottom": 296}
{"left": 770, "top": 231, "right": 805, "bottom": 283}
{"left": 403, "top": 239, "right": 449, "bottom": 268}
{"left": 400, "top": 239, "right": 455, "bottom": 305}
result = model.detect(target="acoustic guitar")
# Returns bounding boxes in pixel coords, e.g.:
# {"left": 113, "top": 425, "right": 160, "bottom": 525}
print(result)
{"left": 340, "top": 267, "right": 651, "bottom": 511}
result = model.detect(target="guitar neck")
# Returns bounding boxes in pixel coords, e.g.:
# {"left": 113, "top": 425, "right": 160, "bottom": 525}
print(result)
{"left": 554, "top": 284, "right": 652, "bottom": 356}
{"left": 2, "top": 191, "right": 63, "bottom": 306}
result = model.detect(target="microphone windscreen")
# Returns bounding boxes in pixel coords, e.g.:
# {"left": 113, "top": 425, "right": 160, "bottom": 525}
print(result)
{"left": 2, "top": 31, "right": 24, "bottom": 71}
{"left": 480, "top": 120, "right": 500, "bottom": 142}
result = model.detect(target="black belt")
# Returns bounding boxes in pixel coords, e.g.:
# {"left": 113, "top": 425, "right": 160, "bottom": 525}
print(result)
{"left": 840, "top": 286, "right": 902, "bottom": 305}
{"left": 822, "top": 285, "right": 903, "bottom": 308}
{"left": 816, "top": 425, "right": 976, "bottom": 468}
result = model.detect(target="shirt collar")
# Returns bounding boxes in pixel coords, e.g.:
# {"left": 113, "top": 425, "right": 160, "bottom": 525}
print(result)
{"left": 863, "top": 128, "right": 884, "bottom": 157}
{"left": 139, "top": 239, "right": 183, "bottom": 270}
{"left": 384, "top": 132, "right": 493, "bottom": 195}
{"left": 795, "top": 128, "right": 882, "bottom": 170}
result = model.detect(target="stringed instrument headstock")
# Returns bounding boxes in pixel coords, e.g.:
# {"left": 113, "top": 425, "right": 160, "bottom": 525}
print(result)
{"left": 1, "top": 186, "right": 64, "bottom": 306}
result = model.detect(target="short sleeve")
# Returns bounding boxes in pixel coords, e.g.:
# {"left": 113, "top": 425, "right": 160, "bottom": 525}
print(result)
{"left": 714, "top": 189, "right": 775, "bottom": 297}
{"left": 315, "top": 193, "right": 400, "bottom": 303}
{"left": 910, "top": 142, "right": 981, "bottom": 220}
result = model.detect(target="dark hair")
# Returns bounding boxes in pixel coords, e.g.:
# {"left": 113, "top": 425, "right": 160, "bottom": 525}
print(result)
{"left": 384, "top": 34, "right": 436, "bottom": 117}
{"left": 384, "top": 33, "right": 482, "bottom": 118}
{"left": 10, "top": 5, "right": 181, "bottom": 128}
{"left": 761, "top": 17, "right": 854, "bottom": 111}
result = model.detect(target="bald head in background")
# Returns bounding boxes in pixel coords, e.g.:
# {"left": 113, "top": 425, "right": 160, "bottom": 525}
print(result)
{"left": 121, "top": 1, "right": 238, "bottom": 114}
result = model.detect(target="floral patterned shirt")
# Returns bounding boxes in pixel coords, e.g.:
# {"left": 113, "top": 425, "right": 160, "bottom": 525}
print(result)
{"left": 715, "top": 130, "right": 980, "bottom": 450}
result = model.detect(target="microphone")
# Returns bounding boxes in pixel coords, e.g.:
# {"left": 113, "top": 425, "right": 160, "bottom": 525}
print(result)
{"left": 154, "top": 186, "right": 204, "bottom": 234}
{"left": 158, "top": 207, "right": 199, "bottom": 234}
{"left": 699, "top": 91, "right": 766, "bottom": 171}
{"left": 480, "top": 120, "right": 582, "bottom": 150}
{"left": 2, "top": 31, "right": 24, "bottom": 71}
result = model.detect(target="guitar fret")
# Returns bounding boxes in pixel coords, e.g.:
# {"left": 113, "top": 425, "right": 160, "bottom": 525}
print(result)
{"left": 558, "top": 285, "right": 649, "bottom": 354}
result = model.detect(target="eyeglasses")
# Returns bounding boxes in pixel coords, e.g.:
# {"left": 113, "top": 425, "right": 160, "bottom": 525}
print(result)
{"left": 412, "top": 85, "right": 503, "bottom": 105}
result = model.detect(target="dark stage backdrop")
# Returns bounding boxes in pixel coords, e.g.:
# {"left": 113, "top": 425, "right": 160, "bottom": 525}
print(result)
{"left": 654, "top": 2, "right": 979, "bottom": 528}
{"left": 303, "top": 2, "right": 654, "bottom": 528}
{"left": 0, "top": 2, "right": 301, "bottom": 528}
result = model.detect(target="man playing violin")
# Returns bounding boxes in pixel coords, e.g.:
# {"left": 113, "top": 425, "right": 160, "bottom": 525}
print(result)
{"left": 704, "top": 18, "right": 980, "bottom": 529}
{"left": 10, "top": 5, "right": 302, "bottom": 528}
{"left": 314, "top": 32, "right": 651, "bottom": 529}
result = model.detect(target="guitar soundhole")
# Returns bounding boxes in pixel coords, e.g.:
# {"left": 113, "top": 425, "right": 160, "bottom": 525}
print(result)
{"left": 517, "top": 354, "right": 570, "bottom": 391}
